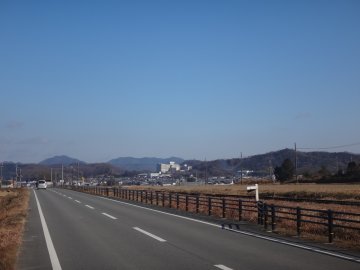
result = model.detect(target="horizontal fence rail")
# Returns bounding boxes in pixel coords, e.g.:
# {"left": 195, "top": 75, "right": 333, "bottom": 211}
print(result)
{"left": 65, "top": 186, "right": 360, "bottom": 244}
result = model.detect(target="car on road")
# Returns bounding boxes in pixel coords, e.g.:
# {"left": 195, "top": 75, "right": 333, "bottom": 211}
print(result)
{"left": 37, "top": 180, "right": 47, "bottom": 190}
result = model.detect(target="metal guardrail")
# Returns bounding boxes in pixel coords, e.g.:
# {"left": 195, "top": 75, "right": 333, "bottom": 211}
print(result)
{"left": 65, "top": 186, "right": 360, "bottom": 243}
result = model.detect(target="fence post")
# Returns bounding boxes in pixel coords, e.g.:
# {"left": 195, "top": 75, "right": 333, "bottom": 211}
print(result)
{"left": 196, "top": 195, "right": 200, "bottom": 213}
{"left": 328, "top": 210, "right": 334, "bottom": 243}
{"left": 141, "top": 191, "right": 143, "bottom": 203}
{"left": 222, "top": 198, "right": 226, "bottom": 219}
{"left": 264, "top": 203, "right": 268, "bottom": 230}
{"left": 162, "top": 192, "right": 165, "bottom": 206}
{"left": 145, "top": 191, "right": 148, "bottom": 204}
{"left": 150, "top": 191, "right": 153, "bottom": 205}
{"left": 176, "top": 194, "right": 179, "bottom": 209}
{"left": 271, "top": 204, "right": 276, "bottom": 231}
{"left": 185, "top": 194, "right": 189, "bottom": 211}
{"left": 257, "top": 202, "right": 263, "bottom": 225}
{"left": 208, "top": 197, "right": 212, "bottom": 216}
{"left": 156, "top": 192, "right": 159, "bottom": 205}
{"left": 296, "top": 207, "right": 301, "bottom": 237}
{"left": 238, "top": 199, "right": 242, "bottom": 221}
{"left": 169, "top": 192, "right": 172, "bottom": 208}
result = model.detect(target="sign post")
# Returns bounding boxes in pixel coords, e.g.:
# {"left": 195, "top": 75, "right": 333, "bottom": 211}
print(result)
{"left": 247, "top": 184, "right": 259, "bottom": 201}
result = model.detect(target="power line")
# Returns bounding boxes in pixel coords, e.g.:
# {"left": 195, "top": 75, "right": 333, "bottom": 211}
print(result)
{"left": 298, "top": 142, "right": 360, "bottom": 150}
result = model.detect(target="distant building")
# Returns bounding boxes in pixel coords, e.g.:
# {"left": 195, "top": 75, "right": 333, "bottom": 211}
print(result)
{"left": 157, "top": 161, "right": 181, "bottom": 173}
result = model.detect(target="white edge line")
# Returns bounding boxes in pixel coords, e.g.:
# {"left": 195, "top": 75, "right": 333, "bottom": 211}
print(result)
{"left": 102, "top": 212, "right": 117, "bottom": 220}
{"left": 33, "top": 190, "right": 62, "bottom": 270}
{"left": 99, "top": 196, "right": 360, "bottom": 263}
{"left": 133, "top": 227, "right": 166, "bottom": 242}
{"left": 214, "top": 264, "right": 233, "bottom": 270}
{"left": 85, "top": 205, "right": 94, "bottom": 209}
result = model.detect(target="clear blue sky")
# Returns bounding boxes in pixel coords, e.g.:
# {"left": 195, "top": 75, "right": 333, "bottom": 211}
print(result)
{"left": 1, "top": 0, "right": 360, "bottom": 163}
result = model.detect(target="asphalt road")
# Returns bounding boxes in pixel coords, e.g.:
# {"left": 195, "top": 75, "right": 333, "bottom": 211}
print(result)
{"left": 17, "top": 188, "right": 360, "bottom": 270}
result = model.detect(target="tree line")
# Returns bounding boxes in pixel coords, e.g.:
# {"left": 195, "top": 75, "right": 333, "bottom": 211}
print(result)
{"left": 274, "top": 159, "right": 360, "bottom": 183}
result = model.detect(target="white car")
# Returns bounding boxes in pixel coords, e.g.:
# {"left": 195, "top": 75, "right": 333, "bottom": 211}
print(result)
{"left": 37, "top": 180, "right": 47, "bottom": 189}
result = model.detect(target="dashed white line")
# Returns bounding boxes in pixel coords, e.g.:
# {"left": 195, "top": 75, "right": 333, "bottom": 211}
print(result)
{"left": 102, "top": 212, "right": 117, "bottom": 220}
{"left": 214, "top": 264, "right": 233, "bottom": 270}
{"left": 133, "top": 227, "right": 166, "bottom": 242}
{"left": 75, "top": 200, "right": 81, "bottom": 203}
{"left": 33, "top": 190, "right": 62, "bottom": 270}
{"left": 68, "top": 197, "right": 73, "bottom": 199}
{"left": 85, "top": 205, "right": 94, "bottom": 209}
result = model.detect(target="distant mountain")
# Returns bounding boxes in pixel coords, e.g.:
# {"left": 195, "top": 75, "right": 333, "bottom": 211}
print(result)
{"left": 108, "top": 157, "right": 184, "bottom": 171}
{"left": 187, "top": 149, "right": 360, "bottom": 176}
{"left": 39, "top": 155, "right": 86, "bottom": 166}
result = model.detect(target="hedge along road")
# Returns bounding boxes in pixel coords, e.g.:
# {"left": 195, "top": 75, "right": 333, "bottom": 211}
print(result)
{"left": 17, "top": 188, "right": 360, "bottom": 270}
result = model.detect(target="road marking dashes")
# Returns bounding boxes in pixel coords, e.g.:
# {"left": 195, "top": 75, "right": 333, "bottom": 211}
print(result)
{"left": 75, "top": 200, "right": 81, "bottom": 203}
{"left": 133, "top": 227, "right": 166, "bottom": 242}
{"left": 102, "top": 213, "right": 117, "bottom": 220}
{"left": 214, "top": 265, "right": 233, "bottom": 270}
{"left": 85, "top": 205, "right": 94, "bottom": 209}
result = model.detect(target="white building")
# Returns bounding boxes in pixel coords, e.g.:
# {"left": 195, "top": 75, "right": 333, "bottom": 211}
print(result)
{"left": 157, "top": 161, "right": 181, "bottom": 173}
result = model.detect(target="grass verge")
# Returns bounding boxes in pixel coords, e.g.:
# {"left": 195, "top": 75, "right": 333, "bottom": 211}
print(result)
{"left": 0, "top": 188, "right": 29, "bottom": 270}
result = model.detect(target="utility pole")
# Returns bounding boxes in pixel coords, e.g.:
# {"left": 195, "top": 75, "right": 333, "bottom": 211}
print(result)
{"left": 240, "top": 152, "right": 243, "bottom": 185}
{"left": 0, "top": 163, "right": 3, "bottom": 188}
{"left": 205, "top": 158, "right": 208, "bottom": 185}
{"left": 295, "top": 143, "right": 298, "bottom": 184}
{"left": 15, "top": 164, "right": 18, "bottom": 185}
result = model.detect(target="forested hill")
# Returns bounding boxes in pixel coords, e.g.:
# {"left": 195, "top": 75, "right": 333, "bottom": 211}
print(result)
{"left": 185, "top": 149, "right": 360, "bottom": 176}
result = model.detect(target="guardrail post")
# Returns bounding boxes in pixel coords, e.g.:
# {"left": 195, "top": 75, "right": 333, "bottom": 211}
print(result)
{"left": 162, "top": 192, "right": 165, "bottom": 206}
{"left": 141, "top": 191, "right": 143, "bottom": 203}
{"left": 150, "top": 191, "right": 153, "bottom": 204}
{"left": 156, "top": 192, "right": 159, "bottom": 205}
{"left": 145, "top": 191, "right": 148, "bottom": 204}
{"left": 185, "top": 194, "right": 189, "bottom": 211}
{"left": 271, "top": 204, "right": 276, "bottom": 231}
{"left": 296, "top": 207, "right": 301, "bottom": 237}
{"left": 176, "top": 194, "right": 179, "bottom": 209}
{"left": 238, "top": 199, "right": 242, "bottom": 221}
{"left": 208, "top": 197, "right": 212, "bottom": 216}
{"left": 328, "top": 210, "right": 334, "bottom": 243}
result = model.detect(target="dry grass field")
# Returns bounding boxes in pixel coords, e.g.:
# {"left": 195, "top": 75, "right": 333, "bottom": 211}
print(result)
{"left": 0, "top": 189, "right": 29, "bottom": 270}
{"left": 131, "top": 183, "right": 360, "bottom": 201}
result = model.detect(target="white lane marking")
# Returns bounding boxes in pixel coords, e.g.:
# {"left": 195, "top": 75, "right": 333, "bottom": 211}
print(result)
{"left": 102, "top": 212, "right": 117, "bottom": 220}
{"left": 33, "top": 190, "right": 62, "bottom": 270}
{"left": 214, "top": 265, "right": 233, "bottom": 270}
{"left": 100, "top": 197, "right": 360, "bottom": 263}
{"left": 133, "top": 227, "right": 167, "bottom": 242}
{"left": 85, "top": 205, "right": 95, "bottom": 209}
{"left": 75, "top": 200, "right": 81, "bottom": 203}
{"left": 68, "top": 197, "right": 72, "bottom": 199}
